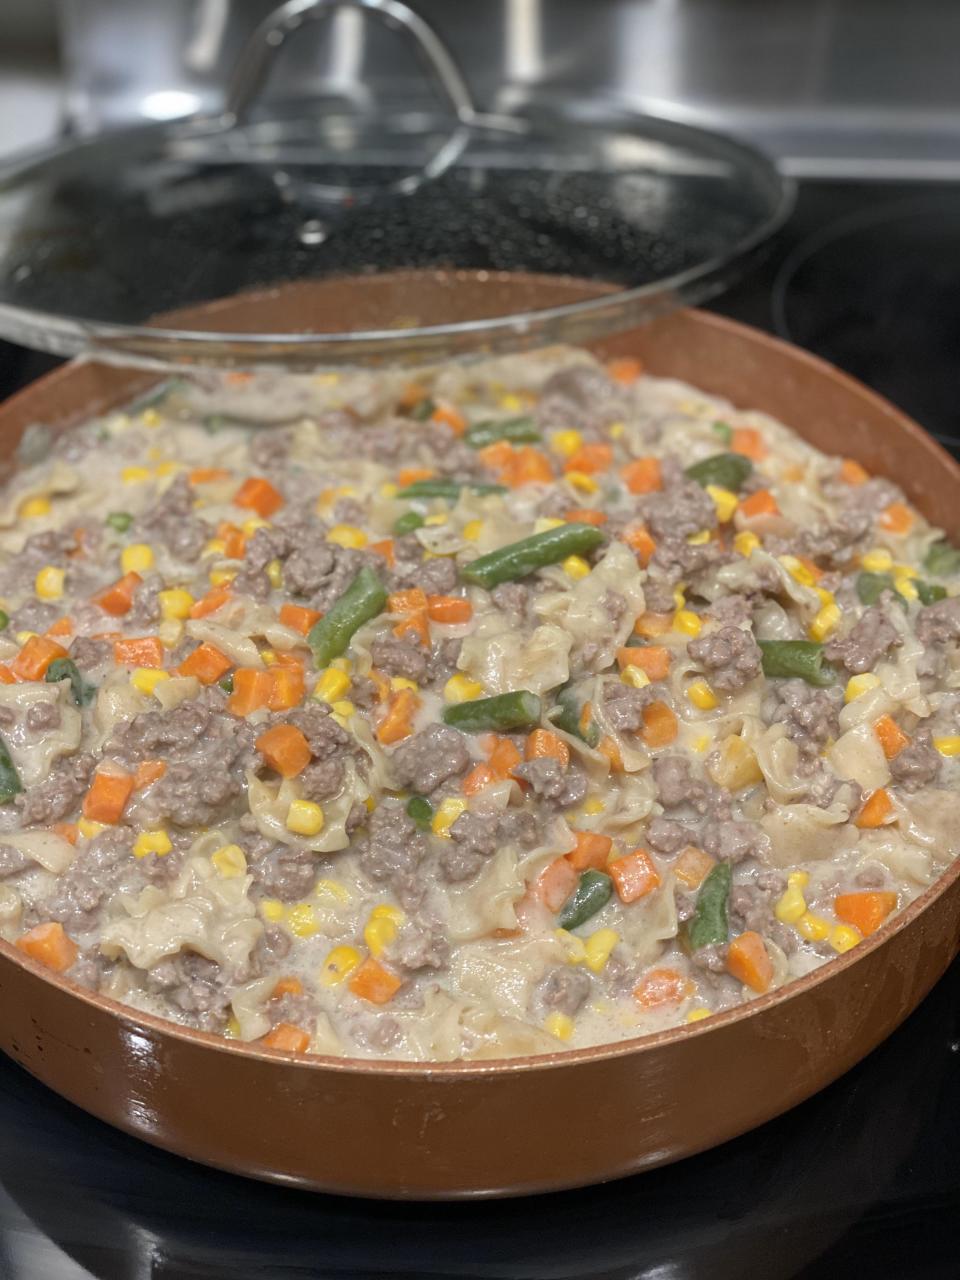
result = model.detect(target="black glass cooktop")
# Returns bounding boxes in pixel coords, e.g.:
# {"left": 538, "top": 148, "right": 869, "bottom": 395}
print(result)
{"left": 2, "top": 179, "right": 960, "bottom": 1280}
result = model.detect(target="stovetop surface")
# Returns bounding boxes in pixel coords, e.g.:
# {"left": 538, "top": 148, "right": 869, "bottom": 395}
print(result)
{"left": 2, "top": 179, "right": 960, "bottom": 1280}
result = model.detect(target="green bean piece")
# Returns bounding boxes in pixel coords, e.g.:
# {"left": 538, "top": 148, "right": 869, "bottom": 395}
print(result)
{"left": 687, "top": 862, "right": 732, "bottom": 950}
{"left": 461, "top": 523, "right": 605, "bottom": 589}
{"left": 712, "top": 420, "right": 733, "bottom": 445}
{"left": 917, "top": 580, "right": 948, "bottom": 606}
{"left": 759, "top": 640, "right": 836, "bottom": 686}
{"left": 45, "top": 658, "right": 96, "bottom": 707}
{"left": 685, "top": 452, "right": 753, "bottom": 492}
{"left": 307, "top": 566, "right": 387, "bottom": 668}
{"left": 106, "top": 512, "right": 134, "bottom": 533}
{"left": 393, "top": 510, "right": 425, "bottom": 536}
{"left": 411, "top": 397, "right": 436, "bottom": 421}
{"left": 405, "top": 795, "right": 434, "bottom": 830}
{"left": 397, "top": 478, "right": 507, "bottom": 500}
{"left": 923, "top": 540, "right": 960, "bottom": 577}
{"left": 0, "top": 735, "right": 22, "bottom": 805}
{"left": 558, "top": 870, "right": 613, "bottom": 930}
{"left": 218, "top": 673, "right": 235, "bottom": 694}
{"left": 464, "top": 416, "right": 540, "bottom": 449}
{"left": 856, "top": 571, "right": 907, "bottom": 609}
{"left": 442, "top": 690, "right": 541, "bottom": 733}
{"left": 0, "top": 609, "right": 8, "bottom": 632}
{"left": 548, "top": 687, "right": 600, "bottom": 748}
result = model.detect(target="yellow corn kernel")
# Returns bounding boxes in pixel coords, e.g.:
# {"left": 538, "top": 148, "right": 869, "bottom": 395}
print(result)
{"left": 893, "top": 574, "right": 918, "bottom": 601}
{"left": 155, "top": 461, "right": 181, "bottom": 478}
{"left": 554, "top": 929, "right": 588, "bottom": 964}
{"left": 390, "top": 676, "right": 418, "bottom": 692}
{"left": 286, "top": 799, "right": 325, "bottom": 837}
{"left": 892, "top": 562, "right": 918, "bottom": 580}
{"left": 259, "top": 899, "right": 285, "bottom": 923}
{"left": 141, "top": 408, "right": 161, "bottom": 428}
{"left": 121, "top": 543, "right": 154, "bottom": 575}
{"left": 673, "top": 608, "right": 702, "bottom": 637}
{"left": 581, "top": 797, "right": 605, "bottom": 816}
{"left": 778, "top": 554, "right": 816, "bottom": 587}
{"left": 691, "top": 733, "right": 711, "bottom": 753}
{"left": 15, "top": 631, "right": 36, "bottom": 645}
{"left": 734, "top": 530, "right": 761, "bottom": 557}
{"left": 584, "top": 928, "right": 620, "bottom": 974}
{"left": 370, "top": 903, "right": 404, "bottom": 925}
{"left": 364, "top": 914, "right": 399, "bottom": 958}
{"left": 499, "top": 393, "right": 523, "bottom": 412}
{"left": 534, "top": 517, "right": 566, "bottom": 534}
{"left": 121, "top": 466, "right": 152, "bottom": 484}
{"left": 686, "top": 678, "right": 718, "bottom": 710}
{"left": 204, "top": 538, "right": 227, "bottom": 557}
{"left": 775, "top": 882, "right": 807, "bottom": 925}
{"left": 208, "top": 568, "right": 236, "bottom": 587}
{"left": 133, "top": 829, "right": 172, "bottom": 859}
{"left": 379, "top": 482, "right": 399, "bottom": 499}
{"left": 550, "top": 429, "right": 582, "bottom": 457}
{"left": 933, "top": 736, "right": 960, "bottom": 756}
{"left": 432, "top": 796, "right": 467, "bottom": 838}
{"left": 829, "top": 924, "right": 862, "bottom": 954}
{"left": 266, "top": 559, "right": 283, "bottom": 588}
{"left": 566, "top": 470, "right": 599, "bottom": 494}
{"left": 563, "top": 555, "right": 591, "bottom": 580}
{"left": 331, "top": 699, "right": 355, "bottom": 719}
{"left": 241, "top": 516, "right": 270, "bottom": 536}
{"left": 621, "top": 666, "right": 650, "bottom": 690}
{"left": 809, "top": 602, "right": 841, "bottom": 642}
{"left": 706, "top": 484, "right": 738, "bottom": 523}
{"left": 364, "top": 795, "right": 375, "bottom": 811}
{"left": 315, "top": 878, "right": 351, "bottom": 905}
{"left": 788, "top": 871, "right": 810, "bottom": 890}
{"left": 462, "top": 519, "right": 483, "bottom": 541}
{"left": 444, "top": 672, "right": 483, "bottom": 703}
{"left": 77, "top": 818, "right": 105, "bottom": 839}
{"left": 796, "top": 911, "right": 831, "bottom": 942}
{"left": 544, "top": 1012, "right": 575, "bottom": 1041}
{"left": 211, "top": 844, "right": 247, "bottom": 877}
{"left": 673, "top": 584, "right": 686, "bottom": 608}
{"left": 686, "top": 1008, "right": 711, "bottom": 1023}
{"left": 260, "top": 648, "right": 278, "bottom": 666}
{"left": 314, "top": 668, "right": 351, "bottom": 703}
{"left": 130, "top": 667, "right": 170, "bottom": 697}
{"left": 34, "top": 566, "right": 64, "bottom": 600}
{"left": 287, "top": 903, "right": 319, "bottom": 938}
{"left": 424, "top": 513, "right": 448, "bottom": 527}
{"left": 158, "top": 619, "right": 184, "bottom": 649}
{"left": 158, "top": 588, "right": 194, "bottom": 620}
{"left": 687, "top": 529, "right": 712, "bottom": 546}
{"left": 326, "top": 524, "right": 367, "bottom": 550}
{"left": 861, "top": 547, "right": 893, "bottom": 573}
{"left": 844, "top": 672, "right": 881, "bottom": 703}
{"left": 319, "top": 944, "right": 362, "bottom": 986}
{"left": 19, "top": 496, "right": 51, "bottom": 518}
{"left": 608, "top": 421, "right": 625, "bottom": 439}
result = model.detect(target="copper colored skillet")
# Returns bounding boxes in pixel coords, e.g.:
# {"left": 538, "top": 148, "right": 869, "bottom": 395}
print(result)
{"left": 0, "top": 295, "right": 958, "bottom": 1200}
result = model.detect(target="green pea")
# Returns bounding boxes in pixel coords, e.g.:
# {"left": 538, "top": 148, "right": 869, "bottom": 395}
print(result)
{"left": 405, "top": 795, "right": 434, "bottom": 830}
{"left": 106, "top": 512, "right": 134, "bottom": 533}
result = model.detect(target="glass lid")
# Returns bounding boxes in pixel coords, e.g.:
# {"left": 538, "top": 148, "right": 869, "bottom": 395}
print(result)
{"left": 0, "top": 0, "right": 792, "bottom": 371}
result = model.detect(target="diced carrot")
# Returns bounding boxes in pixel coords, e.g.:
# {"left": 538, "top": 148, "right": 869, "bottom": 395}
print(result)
{"left": 567, "top": 831, "right": 613, "bottom": 872}
{"left": 524, "top": 728, "right": 570, "bottom": 769}
{"left": 176, "top": 642, "right": 233, "bottom": 685}
{"left": 634, "top": 611, "right": 673, "bottom": 638}
{"left": 597, "top": 735, "right": 624, "bottom": 772}
{"left": 228, "top": 668, "right": 274, "bottom": 715}
{"left": 225, "top": 371, "right": 253, "bottom": 386}
{"left": 0, "top": 664, "right": 15, "bottom": 685}
{"left": 488, "top": 736, "right": 522, "bottom": 778}
{"left": 233, "top": 476, "right": 284, "bottom": 518}
{"left": 45, "top": 616, "right": 73, "bottom": 639}
{"left": 536, "top": 856, "right": 579, "bottom": 912}
{"left": 641, "top": 701, "right": 678, "bottom": 748}
{"left": 190, "top": 467, "right": 231, "bottom": 485}
{"left": 368, "top": 538, "right": 396, "bottom": 568}
{"left": 377, "top": 687, "right": 420, "bottom": 745}
{"left": 11, "top": 635, "right": 68, "bottom": 681}
{"left": 880, "top": 501, "right": 914, "bottom": 534}
{"left": 278, "top": 603, "right": 322, "bottom": 635}
{"left": 672, "top": 846, "right": 716, "bottom": 890}
{"left": 392, "top": 610, "right": 430, "bottom": 647}
{"left": 839, "top": 458, "right": 869, "bottom": 485}
{"left": 261, "top": 1023, "right": 311, "bottom": 1053}
{"left": 426, "top": 595, "right": 473, "bottom": 624}
{"left": 834, "top": 891, "right": 898, "bottom": 936}
{"left": 796, "top": 555, "right": 823, "bottom": 582}
{"left": 561, "top": 508, "right": 605, "bottom": 528}
{"left": 634, "top": 967, "right": 694, "bottom": 1009}
{"left": 267, "top": 664, "right": 305, "bottom": 711}
{"left": 431, "top": 404, "right": 467, "bottom": 436}
{"left": 731, "top": 427, "right": 768, "bottom": 461}
{"left": 622, "top": 524, "right": 656, "bottom": 567}
{"left": 388, "top": 588, "right": 428, "bottom": 614}
{"left": 739, "top": 489, "right": 780, "bottom": 519}
{"left": 52, "top": 822, "right": 79, "bottom": 845}
{"left": 113, "top": 636, "right": 164, "bottom": 668}
{"left": 189, "top": 585, "right": 232, "bottom": 619}
{"left": 222, "top": 527, "right": 247, "bottom": 559}
{"left": 621, "top": 457, "right": 662, "bottom": 494}
{"left": 16, "top": 921, "right": 78, "bottom": 974}
{"left": 256, "top": 723, "right": 311, "bottom": 778}
{"left": 134, "top": 760, "right": 166, "bottom": 789}
{"left": 579, "top": 701, "right": 594, "bottom": 740}
{"left": 367, "top": 668, "right": 392, "bottom": 703}
{"left": 348, "top": 956, "right": 403, "bottom": 1004}
{"left": 478, "top": 440, "right": 514, "bottom": 470}
{"left": 855, "top": 788, "right": 893, "bottom": 829}
{"left": 609, "top": 850, "right": 661, "bottom": 903}
{"left": 397, "top": 467, "right": 435, "bottom": 488}
{"left": 93, "top": 571, "right": 142, "bottom": 617}
{"left": 502, "top": 446, "right": 554, "bottom": 487}
{"left": 271, "top": 976, "right": 304, "bottom": 999}
{"left": 606, "top": 355, "right": 643, "bottom": 384}
{"left": 564, "top": 443, "right": 612, "bottom": 475}
{"left": 617, "top": 645, "right": 670, "bottom": 681}
{"left": 462, "top": 763, "right": 497, "bottom": 795}
{"left": 874, "top": 713, "right": 909, "bottom": 760}
{"left": 82, "top": 770, "right": 135, "bottom": 824}
{"left": 726, "top": 931, "right": 773, "bottom": 992}
{"left": 399, "top": 381, "right": 428, "bottom": 410}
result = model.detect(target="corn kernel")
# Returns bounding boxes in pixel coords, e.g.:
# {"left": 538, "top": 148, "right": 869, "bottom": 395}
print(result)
{"left": 566, "top": 470, "right": 599, "bottom": 494}
{"left": 809, "top": 602, "right": 841, "bottom": 642}
{"left": 544, "top": 1012, "right": 575, "bottom": 1041}
{"left": 379, "top": 482, "right": 399, "bottom": 499}
{"left": 814, "top": 587, "right": 834, "bottom": 606}
{"left": 673, "top": 584, "right": 686, "bottom": 608}
{"left": 314, "top": 668, "right": 351, "bottom": 703}
{"left": 462, "top": 520, "right": 484, "bottom": 541}
{"left": 581, "top": 797, "right": 605, "bottom": 815}
{"left": 34, "top": 566, "right": 64, "bottom": 600}
{"left": 208, "top": 568, "right": 236, "bottom": 587}
{"left": 444, "top": 672, "right": 483, "bottom": 703}
{"left": 286, "top": 800, "right": 325, "bottom": 837}
{"left": 15, "top": 631, "right": 36, "bottom": 645}
{"left": 432, "top": 796, "right": 467, "bottom": 838}
{"left": 287, "top": 903, "right": 319, "bottom": 938}
{"left": 260, "top": 898, "right": 285, "bottom": 923}
{"left": 331, "top": 699, "right": 355, "bottom": 718}
{"left": 788, "top": 871, "right": 810, "bottom": 889}
{"left": 19, "top": 496, "right": 50, "bottom": 518}
{"left": 829, "top": 924, "right": 862, "bottom": 954}
{"left": 796, "top": 911, "right": 831, "bottom": 942}
{"left": 892, "top": 562, "right": 918, "bottom": 580}
{"left": 706, "top": 484, "right": 739, "bottom": 523}
{"left": 211, "top": 844, "right": 247, "bottom": 877}
{"left": 933, "top": 736, "right": 960, "bottom": 756}
{"left": 621, "top": 666, "right": 650, "bottom": 690}
{"left": 204, "top": 538, "right": 227, "bottom": 557}
{"left": 893, "top": 574, "right": 918, "bottom": 601}
{"left": 775, "top": 884, "right": 807, "bottom": 925}
{"left": 608, "top": 421, "right": 625, "bottom": 439}
{"left": 686, "top": 529, "right": 712, "bottom": 546}
{"left": 315, "top": 879, "right": 351, "bottom": 904}
{"left": 673, "top": 609, "right": 702, "bottom": 637}
{"left": 584, "top": 928, "right": 620, "bottom": 973}
{"left": 260, "top": 648, "right": 278, "bottom": 666}
{"left": 327, "top": 524, "right": 367, "bottom": 550}
{"left": 241, "top": 517, "right": 270, "bottom": 536}
{"left": 499, "top": 393, "right": 523, "bottom": 412}
{"left": 319, "top": 945, "right": 362, "bottom": 986}
{"left": 390, "top": 676, "right": 418, "bottom": 692}
{"left": 845, "top": 673, "right": 881, "bottom": 703}
{"left": 133, "top": 829, "right": 172, "bottom": 859}
{"left": 266, "top": 559, "right": 283, "bottom": 588}
{"left": 158, "top": 619, "right": 184, "bottom": 649}
{"left": 563, "top": 554, "right": 591, "bottom": 580}
{"left": 158, "top": 588, "right": 194, "bottom": 620}
{"left": 554, "top": 929, "right": 588, "bottom": 964}
{"left": 861, "top": 547, "right": 893, "bottom": 573}
{"left": 550, "top": 429, "right": 582, "bottom": 457}
{"left": 155, "top": 461, "right": 181, "bottom": 478}
{"left": 686, "top": 1008, "right": 711, "bottom": 1023}
{"left": 734, "top": 530, "right": 761, "bottom": 557}
{"left": 130, "top": 667, "right": 170, "bottom": 697}
{"left": 364, "top": 914, "right": 399, "bottom": 957}
{"left": 77, "top": 818, "right": 105, "bottom": 839}
{"left": 691, "top": 733, "right": 711, "bottom": 752}
{"left": 121, "top": 543, "right": 154, "bottom": 575}
{"left": 141, "top": 408, "right": 161, "bottom": 429}
{"left": 778, "top": 554, "right": 815, "bottom": 587}
{"left": 121, "top": 466, "right": 152, "bottom": 484}
{"left": 424, "top": 513, "right": 448, "bottom": 527}
{"left": 687, "top": 678, "right": 718, "bottom": 710}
